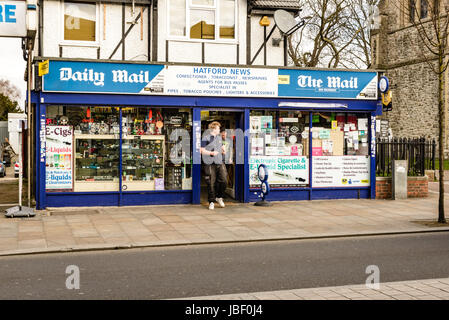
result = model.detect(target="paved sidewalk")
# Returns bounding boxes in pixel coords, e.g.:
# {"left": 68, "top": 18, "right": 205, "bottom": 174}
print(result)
{"left": 0, "top": 193, "right": 448, "bottom": 256}
{"left": 180, "top": 277, "right": 449, "bottom": 300}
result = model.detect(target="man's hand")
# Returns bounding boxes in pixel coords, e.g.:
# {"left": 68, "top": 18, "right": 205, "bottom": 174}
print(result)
{"left": 210, "top": 151, "right": 219, "bottom": 156}
{"left": 222, "top": 146, "right": 226, "bottom": 154}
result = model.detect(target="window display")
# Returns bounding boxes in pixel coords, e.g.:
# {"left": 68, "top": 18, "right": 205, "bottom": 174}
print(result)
{"left": 121, "top": 107, "right": 192, "bottom": 191}
{"left": 249, "top": 110, "right": 309, "bottom": 188}
{"left": 311, "top": 112, "right": 369, "bottom": 157}
{"left": 311, "top": 112, "right": 370, "bottom": 188}
{"left": 122, "top": 136, "right": 165, "bottom": 191}
{"left": 75, "top": 137, "right": 119, "bottom": 191}
{"left": 45, "top": 106, "right": 193, "bottom": 192}
{"left": 165, "top": 110, "right": 192, "bottom": 190}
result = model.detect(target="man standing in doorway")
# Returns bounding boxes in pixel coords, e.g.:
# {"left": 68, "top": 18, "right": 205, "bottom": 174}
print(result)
{"left": 201, "top": 121, "right": 228, "bottom": 210}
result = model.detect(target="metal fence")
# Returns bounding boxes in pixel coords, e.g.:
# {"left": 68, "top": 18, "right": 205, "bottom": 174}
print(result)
{"left": 376, "top": 137, "right": 436, "bottom": 177}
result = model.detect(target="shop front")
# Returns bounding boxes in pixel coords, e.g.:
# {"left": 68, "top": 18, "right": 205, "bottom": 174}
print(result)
{"left": 32, "top": 59, "right": 381, "bottom": 209}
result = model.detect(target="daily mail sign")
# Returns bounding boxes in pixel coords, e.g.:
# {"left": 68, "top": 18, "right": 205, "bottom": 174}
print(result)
{"left": 0, "top": 1, "right": 27, "bottom": 37}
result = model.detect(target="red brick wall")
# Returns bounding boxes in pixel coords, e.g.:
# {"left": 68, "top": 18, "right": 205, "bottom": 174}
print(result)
{"left": 376, "top": 177, "right": 428, "bottom": 199}
{"left": 376, "top": 178, "right": 392, "bottom": 199}
{"left": 407, "top": 177, "right": 428, "bottom": 198}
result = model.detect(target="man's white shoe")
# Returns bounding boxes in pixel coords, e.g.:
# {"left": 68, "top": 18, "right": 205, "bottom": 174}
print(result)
{"left": 209, "top": 202, "right": 215, "bottom": 210}
{"left": 216, "top": 198, "right": 225, "bottom": 208}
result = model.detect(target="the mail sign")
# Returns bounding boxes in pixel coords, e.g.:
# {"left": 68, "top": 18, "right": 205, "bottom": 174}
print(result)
{"left": 278, "top": 69, "right": 378, "bottom": 100}
{"left": 0, "top": 1, "right": 27, "bottom": 37}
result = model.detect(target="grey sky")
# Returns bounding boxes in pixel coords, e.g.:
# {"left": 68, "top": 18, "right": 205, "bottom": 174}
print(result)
{"left": 0, "top": 38, "right": 27, "bottom": 109}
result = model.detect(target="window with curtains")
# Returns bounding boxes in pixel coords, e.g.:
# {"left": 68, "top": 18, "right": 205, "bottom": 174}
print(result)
{"left": 168, "top": 0, "right": 236, "bottom": 40}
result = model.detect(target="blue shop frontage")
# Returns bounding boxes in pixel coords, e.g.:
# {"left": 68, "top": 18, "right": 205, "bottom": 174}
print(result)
{"left": 31, "top": 59, "right": 382, "bottom": 209}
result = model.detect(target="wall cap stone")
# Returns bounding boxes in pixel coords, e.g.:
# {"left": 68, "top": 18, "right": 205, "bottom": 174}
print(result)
{"left": 376, "top": 176, "right": 428, "bottom": 181}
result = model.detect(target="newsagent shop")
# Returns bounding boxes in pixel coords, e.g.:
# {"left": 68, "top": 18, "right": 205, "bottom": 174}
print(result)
{"left": 31, "top": 59, "right": 381, "bottom": 209}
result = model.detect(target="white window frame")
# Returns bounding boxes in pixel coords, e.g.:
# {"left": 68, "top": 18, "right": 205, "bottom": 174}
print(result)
{"left": 59, "top": 0, "right": 100, "bottom": 47}
{"left": 167, "top": 0, "right": 238, "bottom": 44}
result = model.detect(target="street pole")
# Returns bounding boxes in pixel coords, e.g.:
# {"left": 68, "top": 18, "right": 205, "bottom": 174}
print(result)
{"left": 27, "top": 41, "right": 32, "bottom": 208}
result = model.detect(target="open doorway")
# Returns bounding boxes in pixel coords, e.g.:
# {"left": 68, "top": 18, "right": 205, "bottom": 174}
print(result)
{"left": 200, "top": 110, "right": 245, "bottom": 204}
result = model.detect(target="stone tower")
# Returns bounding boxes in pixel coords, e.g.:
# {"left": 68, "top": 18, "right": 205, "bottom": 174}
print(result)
{"left": 371, "top": 0, "right": 447, "bottom": 154}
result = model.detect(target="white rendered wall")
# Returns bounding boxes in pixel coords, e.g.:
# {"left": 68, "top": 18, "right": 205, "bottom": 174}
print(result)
{"left": 250, "top": 14, "right": 285, "bottom": 66}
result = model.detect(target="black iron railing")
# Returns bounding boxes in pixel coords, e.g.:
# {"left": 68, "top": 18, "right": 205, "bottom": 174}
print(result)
{"left": 376, "top": 137, "right": 436, "bottom": 176}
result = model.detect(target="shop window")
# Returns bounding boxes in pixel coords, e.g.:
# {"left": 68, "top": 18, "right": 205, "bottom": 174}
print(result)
{"left": 121, "top": 107, "right": 192, "bottom": 191}
{"left": 169, "top": 0, "right": 236, "bottom": 40}
{"left": 249, "top": 110, "right": 310, "bottom": 188}
{"left": 63, "top": 1, "right": 97, "bottom": 42}
{"left": 311, "top": 112, "right": 370, "bottom": 188}
{"left": 45, "top": 106, "right": 193, "bottom": 193}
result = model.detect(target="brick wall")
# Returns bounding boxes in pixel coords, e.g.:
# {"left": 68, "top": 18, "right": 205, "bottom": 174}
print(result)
{"left": 376, "top": 176, "right": 428, "bottom": 199}
{"left": 376, "top": 177, "right": 392, "bottom": 199}
{"left": 407, "top": 176, "right": 429, "bottom": 198}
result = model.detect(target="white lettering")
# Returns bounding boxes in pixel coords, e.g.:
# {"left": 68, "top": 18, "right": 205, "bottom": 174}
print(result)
{"left": 112, "top": 70, "right": 149, "bottom": 84}
{"left": 58, "top": 67, "right": 104, "bottom": 87}
{"left": 297, "top": 75, "right": 359, "bottom": 90}
{"left": 297, "top": 75, "right": 323, "bottom": 88}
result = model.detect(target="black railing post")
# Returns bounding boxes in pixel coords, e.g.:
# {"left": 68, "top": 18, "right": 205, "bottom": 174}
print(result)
{"left": 432, "top": 139, "right": 436, "bottom": 170}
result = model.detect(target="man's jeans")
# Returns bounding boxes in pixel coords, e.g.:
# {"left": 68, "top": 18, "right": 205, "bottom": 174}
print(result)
{"left": 203, "top": 163, "right": 227, "bottom": 203}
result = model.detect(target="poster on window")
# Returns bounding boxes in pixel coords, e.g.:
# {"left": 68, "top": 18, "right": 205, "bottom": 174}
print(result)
{"left": 249, "top": 156, "right": 309, "bottom": 187}
{"left": 312, "top": 156, "right": 370, "bottom": 187}
{"left": 45, "top": 126, "right": 73, "bottom": 190}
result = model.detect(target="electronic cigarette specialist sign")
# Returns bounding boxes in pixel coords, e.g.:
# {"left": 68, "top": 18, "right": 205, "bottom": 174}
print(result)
{"left": 249, "top": 156, "right": 309, "bottom": 187}
{"left": 45, "top": 126, "right": 73, "bottom": 190}
{"left": 42, "top": 61, "right": 378, "bottom": 100}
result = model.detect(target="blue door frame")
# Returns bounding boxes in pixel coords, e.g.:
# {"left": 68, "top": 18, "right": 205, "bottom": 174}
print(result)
{"left": 32, "top": 91, "right": 379, "bottom": 209}
{"left": 198, "top": 108, "right": 246, "bottom": 204}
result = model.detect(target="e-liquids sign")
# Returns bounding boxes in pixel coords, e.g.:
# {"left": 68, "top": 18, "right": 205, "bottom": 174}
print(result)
{"left": 0, "top": 1, "right": 27, "bottom": 37}
{"left": 45, "top": 126, "right": 73, "bottom": 190}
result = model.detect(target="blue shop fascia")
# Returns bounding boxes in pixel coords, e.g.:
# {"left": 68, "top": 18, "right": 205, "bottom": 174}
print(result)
{"left": 31, "top": 58, "right": 383, "bottom": 209}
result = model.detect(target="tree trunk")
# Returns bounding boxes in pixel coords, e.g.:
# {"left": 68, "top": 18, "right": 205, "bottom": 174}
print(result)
{"left": 438, "top": 53, "right": 446, "bottom": 223}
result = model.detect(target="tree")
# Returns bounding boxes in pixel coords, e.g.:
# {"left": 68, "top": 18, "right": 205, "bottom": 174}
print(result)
{"left": 0, "top": 94, "right": 22, "bottom": 121}
{"left": 288, "top": 0, "right": 379, "bottom": 69}
{"left": 401, "top": 0, "right": 449, "bottom": 223}
{"left": 0, "top": 79, "right": 21, "bottom": 102}
{"left": 0, "top": 78, "right": 22, "bottom": 121}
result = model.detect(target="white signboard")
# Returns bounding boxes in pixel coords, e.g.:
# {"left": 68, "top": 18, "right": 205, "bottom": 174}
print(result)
{"left": 0, "top": 1, "right": 27, "bottom": 37}
{"left": 163, "top": 65, "right": 278, "bottom": 97}
{"left": 45, "top": 126, "right": 73, "bottom": 190}
{"left": 250, "top": 156, "right": 309, "bottom": 187}
{"left": 312, "top": 156, "right": 370, "bottom": 187}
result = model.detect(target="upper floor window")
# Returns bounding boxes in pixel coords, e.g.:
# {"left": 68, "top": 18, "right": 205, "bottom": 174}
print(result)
{"left": 64, "top": 1, "right": 97, "bottom": 42}
{"left": 169, "top": 0, "right": 236, "bottom": 40}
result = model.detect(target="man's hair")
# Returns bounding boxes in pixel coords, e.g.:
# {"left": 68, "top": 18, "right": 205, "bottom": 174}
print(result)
{"left": 209, "top": 121, "right": 221, "bottom": 130}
